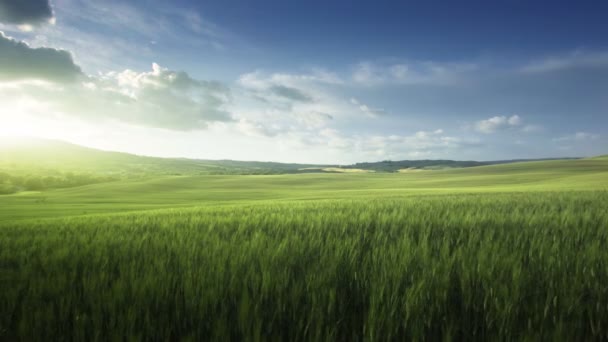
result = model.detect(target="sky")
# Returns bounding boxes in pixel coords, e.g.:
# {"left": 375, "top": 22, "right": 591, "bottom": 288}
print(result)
{"left": 0, "top": 0, "right": 607, "bottom": 164}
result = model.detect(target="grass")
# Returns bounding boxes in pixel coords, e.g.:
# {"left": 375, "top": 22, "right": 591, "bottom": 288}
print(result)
{"left": 321, "top": 167, "right": 374, "bottom": 173}
{"left": 1, "top": 158, "right": 608, "bottom": 340}
{"left": 1, "top": 158, "right": 607, "bottom": 222}
{"left": 398, "top": 168, "right": 425, "bottom": 172}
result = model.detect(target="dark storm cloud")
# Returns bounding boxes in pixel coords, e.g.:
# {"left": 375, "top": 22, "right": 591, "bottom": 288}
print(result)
{"left": 0, "top": 32, "right": 82, "bottom": 82}
{"left": 0, "top": 0, "right": 53, "bottom": 26}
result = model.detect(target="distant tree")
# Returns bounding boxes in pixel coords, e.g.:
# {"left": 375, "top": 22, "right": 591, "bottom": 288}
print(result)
{"left": 0, "top": 171, "right": 10, "bottom": 183}
{"left": 0, "top": 181, "right": 16, "bottom": 195}
{"left": 24, "top": 177, "right": 45, "bottom": 191}
{"left": 43, "top": 176, "right": 61, "bottom": 188}
{"left": 10, "top": 175, "right": 24, "bottom": 187}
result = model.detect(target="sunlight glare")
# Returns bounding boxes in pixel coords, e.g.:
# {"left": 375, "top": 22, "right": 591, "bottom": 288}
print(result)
{"left": 0, "top": 99, "right": 70, "bottom": 140}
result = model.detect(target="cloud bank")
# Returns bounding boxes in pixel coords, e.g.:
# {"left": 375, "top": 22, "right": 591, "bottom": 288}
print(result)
{"left": 80, "top": 63, "right": 232, "bottom": 129}
{"left": 1, "top": 26, "right": 233, "bottom": 130}
{"left": 1, "top": 60, "right": 232, "bottom": 130}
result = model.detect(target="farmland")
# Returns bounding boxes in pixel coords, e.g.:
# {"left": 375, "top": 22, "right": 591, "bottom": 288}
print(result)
{"left": 1, "top": 154, "right": 608, "bottom": 340}
{"left": 1, "top": 156, "right": 606, "bottom": 222}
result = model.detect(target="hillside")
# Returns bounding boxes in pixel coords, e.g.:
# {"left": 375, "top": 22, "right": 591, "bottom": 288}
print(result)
{"left": 0, "top": 137, "right": 597, "bottom": 195}
{"left": 1, "top": 157, "right": 606, "bottom": 221}
{"left": 0, "top": 138, "right": 334, "bottom": 194}
{"left": 0, "top": 138, "right": 323, "bottom": 175}
{"left": 0, "top": 138, "right": 583, "bottom": 174}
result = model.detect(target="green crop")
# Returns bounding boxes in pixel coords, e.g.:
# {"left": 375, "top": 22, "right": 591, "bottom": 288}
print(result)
{"left": 1, "top": 158, "right": 608, "bottom": 340}
{"left": 1, "top": 192, "right": 608, "bottom": 340}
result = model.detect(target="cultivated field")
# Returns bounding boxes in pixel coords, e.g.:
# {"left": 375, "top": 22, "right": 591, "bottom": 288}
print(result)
{"left": 1, "top": 157, "right": 608, "bottom": 340}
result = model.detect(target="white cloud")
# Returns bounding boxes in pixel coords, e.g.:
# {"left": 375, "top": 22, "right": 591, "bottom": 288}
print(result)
{"left": 233, "top": 70, "right": 355, "bottom": 135}
{"left": 239, "top": 69, "right": 342, "bottom": 95}
{"left": 475, "top": 115, "right": 523, "bottom": 134}
{"left": 390, "top": 64, "right": 409, "bottom": 79}
{"left": 553, "top": 132, "right": 600, "bottom": 142}
{"left": 1, "top": 63, "right": 233, "bottom": 130}
{"left": 508, "top": 115, "right": 522, "bottom": 126}
{"left": 352, "top": 60, "right": 477, "bottom": 86}
{"left": 522, "top": 124, "right": 543, "bottom": 133}
{"left": 367, "top": 129, "right": 479, "bottom": 159}
{"left": 278, "top": 127, "right": 479, "bottom": 161}
{"left": 352, "top": 62, "right": 384, "bottom": 85}
{"left": 295, "top": 111, "right": 333, "bottom": 128}
{"left": 238, "top": 71, "right": 321, "bottom": 104}
{"left": 350, "top": 98, "right": 386, "bottom": 117}
{"left": 521, "top": 51, "right": 608, "bottom": 73}
{"left": 236, "top": 119, "right": 282, "bottom": 137}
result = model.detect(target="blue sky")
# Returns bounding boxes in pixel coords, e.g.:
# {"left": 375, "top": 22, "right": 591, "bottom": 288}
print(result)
{"left": 0, "top": 0, "right": 606, "bottom": 163}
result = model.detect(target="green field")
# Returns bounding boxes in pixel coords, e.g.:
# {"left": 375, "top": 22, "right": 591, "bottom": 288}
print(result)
{"left": 1, "top": 158, "right": 606, "bottom": 222}
{"left": 1, "top": 154, "right": 608, "bottom": 340}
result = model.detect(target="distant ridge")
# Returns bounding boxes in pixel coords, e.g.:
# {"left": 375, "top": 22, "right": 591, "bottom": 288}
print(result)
{"left": 0, "top": 137, "right": 588, "bottom": 174}
{"left": 339, "top": 157, "right": 580, "bottom": 172}
{"left": 0, "top": 138, "right": 327, "bottom": 175}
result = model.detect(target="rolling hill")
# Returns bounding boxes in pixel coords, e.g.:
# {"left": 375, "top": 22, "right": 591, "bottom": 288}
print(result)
{"left": 0, "top": 137, "right": 324, "bottom": 175}
{"left": 0, "top": 137, "right": 596, "bottom": 196}
{"left": 1, "top": 156, "right": 606, "bottom": 221}
{"left": 0, "top": 137, "right": 582, "bottom": 176}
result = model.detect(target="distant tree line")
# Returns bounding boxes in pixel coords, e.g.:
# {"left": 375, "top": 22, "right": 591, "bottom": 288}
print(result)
{"left": 344, "top": 160, "right": 488, "bottom": 172}
{"left": 0, "top": 171, "right": 116, "bottom": 195}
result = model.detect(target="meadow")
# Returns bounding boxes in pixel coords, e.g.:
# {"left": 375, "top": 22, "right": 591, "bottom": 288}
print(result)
{"left": 1, "top": 156, "right": 608, "bottom": 340}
